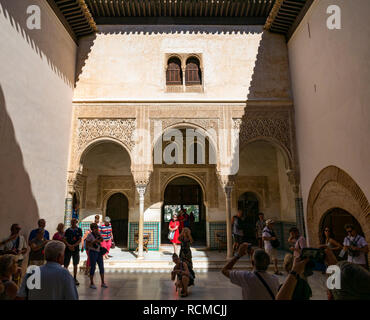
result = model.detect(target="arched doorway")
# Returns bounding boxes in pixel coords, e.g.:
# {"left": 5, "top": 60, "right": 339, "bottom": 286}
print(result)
{"left": 237, "top": 192, "right": 259, "bottom": 244}
{"left": 162, "top": 176, "right": 206, "bottom": 246}
{"left": 106, "top": 193, "right": 129, "bottom": 247}
{"left": 320, "top": 208, "right": 365, "bottom": 245}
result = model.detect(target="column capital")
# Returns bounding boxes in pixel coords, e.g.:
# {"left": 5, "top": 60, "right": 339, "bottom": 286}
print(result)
{"left": 217, "top": 173, "right": 236, "bottom": 189}
{"left": 67, "top": 171, "right": 76, "bottom": 196}
{"left": 132, "top": 170, "right": 152, "bottom": 187}
{"left": 136, "top": 184, "right": 147, "bottom": 200}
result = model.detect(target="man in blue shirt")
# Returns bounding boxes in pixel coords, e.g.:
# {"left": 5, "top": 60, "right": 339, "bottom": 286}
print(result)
{"left": 28, "top": 219, "right": 50, "bottom": 245}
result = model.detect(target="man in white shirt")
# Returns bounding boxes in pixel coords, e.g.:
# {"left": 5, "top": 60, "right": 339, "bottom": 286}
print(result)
{"left": 343, "top": 224, "right": 369, "bottom": 268}
{"left": 262, "top": 219, "right": 282, "bottom": 275}
{"left": 222, "top": 243, "right": 280, "bottom": 300}
{"left": 0, "top": 224, "right": 28, "bottom": 266}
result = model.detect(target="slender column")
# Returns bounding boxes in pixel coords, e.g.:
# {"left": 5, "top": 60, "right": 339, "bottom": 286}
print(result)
{"left": 295, "top": 196, "right": 306, "bottom": 237}
{"left": 224, "top": 185, "right": 233, "bottom": 259}
{"left": 64, "top": 192, "right": 73, "bottom": 228}
{"left": 137, "top": 185, "right": 147, "bottom": 259}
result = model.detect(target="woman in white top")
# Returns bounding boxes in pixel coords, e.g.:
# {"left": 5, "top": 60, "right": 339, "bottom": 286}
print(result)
{"left": 319, "top": 227, "right": 342, "bottom": 251}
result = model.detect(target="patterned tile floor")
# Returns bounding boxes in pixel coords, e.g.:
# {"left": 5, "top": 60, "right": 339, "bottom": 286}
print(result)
{"left": 76, "top": 270, "right": 328, "bottom": 300}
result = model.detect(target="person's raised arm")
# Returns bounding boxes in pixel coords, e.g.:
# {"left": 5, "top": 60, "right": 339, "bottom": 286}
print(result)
{"left": 221, "top": 243, "right": 249, "bottom": 278}
{"left": 276, "top": 257, "right": 308, "bottom": 300}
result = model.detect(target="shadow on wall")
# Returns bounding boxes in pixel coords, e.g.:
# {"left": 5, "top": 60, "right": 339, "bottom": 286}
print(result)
{"left": 0, "top": 0, "right": 75, "bottom": 87}
{"left": 231, "top": 30, "right": 294, "bottom": 171}
{"left": 0, "top": 85, "right": 39, "bottom": 238}
{"left": 75, "top": 33, "right": 97, "bottom": 86}
{"left": 229, "top": 30, "right": 297, "bottom": 240}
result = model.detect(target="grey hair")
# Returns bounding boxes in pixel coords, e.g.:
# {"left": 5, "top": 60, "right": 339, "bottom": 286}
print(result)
{"left": 44, "top": 240, "right": 66, "bottom": 262}
{"left": 332, "top": 261, "right": 370, "bottom": 300}
{"left": 104, "top": 216, "right": 111, "bottom": 222}
{"left": 252, "top": 249, "right": 270, "bottom": 271}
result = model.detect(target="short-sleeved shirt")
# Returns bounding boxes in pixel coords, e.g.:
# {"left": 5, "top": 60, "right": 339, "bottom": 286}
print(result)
{"left": 262, "top": 227, "right": 274, "bottom": 251}
{"left": 256, "top": 220, "right": 265, "bottom": 238}
{"left": 17, "top": 262, "right": 78, "bottom": 300}
{"left": 29, "top": 229, "right": 50, "bottom": 242}
{"left": 0, "top": 235, "right": 27, "bottom": 260}
{"left": 232, "top": 216, "right": 244, "bottom": 236}
{"left": 86, "top": 232, "right": 101, "bottom": 252}
{"left": 229, "top": 270, "right": 280, "bottom": 300}
{"left": 29, "top": 238, "right": 45, "bottom": 261}
{"left": 64, "top": 227, "right": 82, "bottom": 245}
{"left": 52, "top": 232, "right": 65, "bottom": 241}
{"left": 294, "top": 236, "right": 307, "bottom": 258}
{"left": 343, "top": 235, "right": 368, "bottom": 265}
{"left": 99, "top": 224, "right": 112, "bottom": 241}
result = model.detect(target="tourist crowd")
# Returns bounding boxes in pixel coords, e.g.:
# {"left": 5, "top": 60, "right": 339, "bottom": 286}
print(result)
{"left": 0, "top": 210, "right": 369, "bottom": 300}
{"left": 223, "top": 210, "right": 370, "bottom": 300}
{"left": 0, "top": 215, "right": 114, "bottom": 299}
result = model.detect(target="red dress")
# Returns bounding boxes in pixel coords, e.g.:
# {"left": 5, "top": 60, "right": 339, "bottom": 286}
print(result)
{"left": 169, "top": 220, "right": 180, "bottom": 244}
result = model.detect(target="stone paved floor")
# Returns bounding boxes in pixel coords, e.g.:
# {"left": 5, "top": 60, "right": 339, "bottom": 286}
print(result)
{"left": 76, "top": 270, "right": 328, "bottom": 300}
{"left": 79, "top": 246, "right": 288, "bottom": 262}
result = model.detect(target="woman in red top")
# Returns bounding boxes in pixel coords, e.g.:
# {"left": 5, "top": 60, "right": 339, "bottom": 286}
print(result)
{"left": 169, "top": 214, "right": 181, "bottom": 254}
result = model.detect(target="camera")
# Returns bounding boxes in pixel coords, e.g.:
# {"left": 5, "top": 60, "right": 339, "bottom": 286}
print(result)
{"left": 300, "top": 248, "right": 326, "bottom": 277}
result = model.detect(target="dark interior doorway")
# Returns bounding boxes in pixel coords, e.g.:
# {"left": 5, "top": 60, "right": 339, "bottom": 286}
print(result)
{"left": 237, "top": 192, "right": 259, "bottom": 244}
{"left": 162, "top": 176, "right": 206, "bottom": 246}
{"left": 106, "top": 193, "right": 129, "bottom": 247}
{"left": 320, "top": 208, "right": 365, "bottom": 245}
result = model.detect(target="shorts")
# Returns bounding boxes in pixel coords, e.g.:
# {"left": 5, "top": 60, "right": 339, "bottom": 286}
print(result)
{"left": 232, "top": 234, "right": 244, "bottom": 244}
{"left": 265, "top": 247, "right": 278, "bottom": 260}
{"left": 64, "top": 248, "right": 80, "bottom": 267}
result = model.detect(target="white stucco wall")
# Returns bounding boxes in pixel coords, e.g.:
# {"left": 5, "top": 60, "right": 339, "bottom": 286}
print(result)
{"left": 74, "top": 25, "right": 291, "bottom": 101}
{"left": 288, "top": 0, "right": 370, "bottom": 229}
{"left": 0, "top": 0, "right": 76, "bottom": 237}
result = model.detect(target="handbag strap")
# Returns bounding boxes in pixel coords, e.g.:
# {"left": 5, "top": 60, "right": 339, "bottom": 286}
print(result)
{"left": 254, "top": 271, "right": 275, "bottom": 300}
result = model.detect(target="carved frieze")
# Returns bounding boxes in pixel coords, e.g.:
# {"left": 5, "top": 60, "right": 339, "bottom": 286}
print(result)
{"left": 77, "top": 118, "right": 137, "bottom": 151}
{"left": 233, "top": 111, "right": 291, "bottom": 154}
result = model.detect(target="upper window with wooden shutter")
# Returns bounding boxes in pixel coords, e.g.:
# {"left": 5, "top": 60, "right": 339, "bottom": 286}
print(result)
{"left": 185, "top": 57, "right": 201, "bottom": 85}
{"left": 166, "top": 57, "right": 182, "bottom": 85}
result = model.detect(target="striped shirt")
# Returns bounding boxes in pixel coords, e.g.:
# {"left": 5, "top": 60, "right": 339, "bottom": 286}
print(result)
{"left": 99, "top": 223, "right": 112, "bottom": 241}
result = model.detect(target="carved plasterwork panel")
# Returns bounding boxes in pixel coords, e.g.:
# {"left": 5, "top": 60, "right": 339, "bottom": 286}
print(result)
{"left": 77, "top": 118, "right": 137, "bottom": 152}
{"left": 233, "top": 111, "right": 291, "bottom": 155}
{"left": 150, "top": 118, "right": 219, "bottom": 145}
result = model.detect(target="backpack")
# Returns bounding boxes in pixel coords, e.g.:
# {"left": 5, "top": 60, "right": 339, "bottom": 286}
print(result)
{"left": 347, "top": 235, "right": 361, "bottom": 257}
{"left": 265, "top": 229, "right": 280, "bottom": 248}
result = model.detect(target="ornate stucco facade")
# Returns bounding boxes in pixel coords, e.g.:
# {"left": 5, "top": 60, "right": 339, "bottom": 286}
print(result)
{"left": 65, "top": 26, "right": 301, "bottom": 257}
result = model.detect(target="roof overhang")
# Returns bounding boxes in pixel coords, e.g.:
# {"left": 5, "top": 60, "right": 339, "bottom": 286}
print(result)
{"left": 264, "top": 0, "right": 314, "bottom": 40}
{"left": 47, "top": 0, "right": 314, "bottom": 41}
{"left": 47, "top": 0, "right": 97, "bottom": 41}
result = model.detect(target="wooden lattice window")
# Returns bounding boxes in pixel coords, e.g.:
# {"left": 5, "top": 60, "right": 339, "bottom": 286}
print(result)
{"left": 166, "top": 57, "right": 182, "bottom": 85}
{"left": 185, "top": 57, "right": 201, "bottom": 85}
